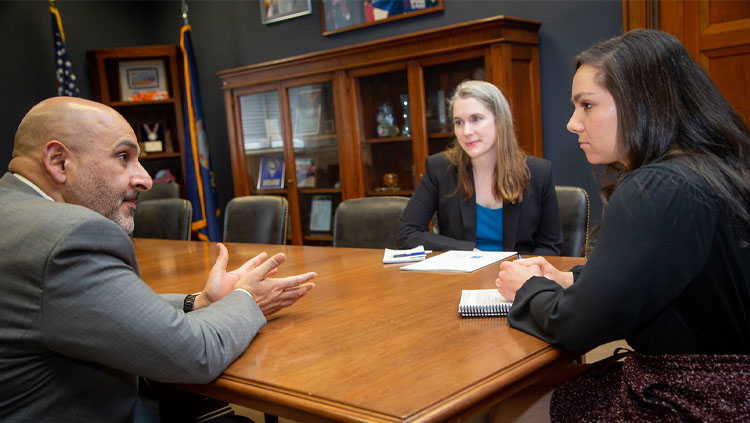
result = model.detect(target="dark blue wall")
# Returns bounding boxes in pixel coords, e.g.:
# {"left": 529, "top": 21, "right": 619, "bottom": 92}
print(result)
{"left": 0, "top": 0, "right": 622, "bottom": 227}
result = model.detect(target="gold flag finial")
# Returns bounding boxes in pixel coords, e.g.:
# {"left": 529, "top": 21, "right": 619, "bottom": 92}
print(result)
{"left": 181, "top": 0, "right": 189, "bottom": 26}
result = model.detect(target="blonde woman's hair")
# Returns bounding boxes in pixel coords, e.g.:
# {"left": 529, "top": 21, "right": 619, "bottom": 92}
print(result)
{"left": 444, "top": 80, "right": 530, "bottom": 202}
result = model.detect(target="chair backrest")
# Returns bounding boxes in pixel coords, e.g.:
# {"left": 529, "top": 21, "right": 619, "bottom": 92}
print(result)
{"left": 555, "top": 186, "right": 590, "bottom": 257}
{"left": 132, "top": 199, "right": 192, "bottom": 240}
{"left": 137, "top": 182, "right": 180, "bottom": 203}
{"left": 333, "top": 196, "right": 409, "bottom": 249}
{"left": 223, "top": 196, "right": 289, "bottom": 244}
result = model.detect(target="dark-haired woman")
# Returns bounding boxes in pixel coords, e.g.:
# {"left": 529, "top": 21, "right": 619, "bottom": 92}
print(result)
{"left": 495, "top": 29, "right": 750, "bottom": 421}
{"left": 397, "top": 80, "right": 562, "bottom": 254}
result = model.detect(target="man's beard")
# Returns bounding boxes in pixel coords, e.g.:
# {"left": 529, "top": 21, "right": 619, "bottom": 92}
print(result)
{"left": 66, "top": 169, "right": 136, "bottom": 234}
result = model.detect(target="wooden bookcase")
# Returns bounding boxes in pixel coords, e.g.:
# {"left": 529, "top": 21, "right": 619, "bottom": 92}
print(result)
{"left": 218, "top": 16, "right": 542, "bottom": 245}
{"left": 88, "top": 45, "right": 186, "bottom": 194}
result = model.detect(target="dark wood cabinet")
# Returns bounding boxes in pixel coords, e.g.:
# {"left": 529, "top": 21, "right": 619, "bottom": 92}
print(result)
{"left": 219, "top": 16, "right": 543, "bottom": 245}
{"left": 88, "top": 45, "right": 186, "bottom": 194}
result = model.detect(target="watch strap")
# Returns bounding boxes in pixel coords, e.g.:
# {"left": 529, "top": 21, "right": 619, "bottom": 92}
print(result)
{"left": 183, "top": 293, "right": 199, "bottom": 313}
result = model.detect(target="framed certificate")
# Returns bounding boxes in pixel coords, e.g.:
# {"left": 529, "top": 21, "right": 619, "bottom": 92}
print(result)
{"left": 309, "top": 195, "right": 332, "bottom": 233}
{"left": 257, "top": 156, "right": 285, "bottom": 189}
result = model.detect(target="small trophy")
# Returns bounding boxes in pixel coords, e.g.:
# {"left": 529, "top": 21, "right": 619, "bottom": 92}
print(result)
{"left": 376, "top": 103, "right": 399, "bottom": 138}
{"left": 140, "top": 122, "right": 164, "bottom": 153}
{"left": 383, "top": 173, "right": 399, "bottom": 189}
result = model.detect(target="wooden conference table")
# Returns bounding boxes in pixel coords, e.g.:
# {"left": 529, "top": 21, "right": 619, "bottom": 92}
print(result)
{"left": 133, "top": 238, "right": 586, "bottom": 423}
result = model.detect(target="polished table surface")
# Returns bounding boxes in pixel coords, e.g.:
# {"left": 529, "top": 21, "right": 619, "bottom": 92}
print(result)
{"left": 133, "top": 239, "right": 586, "bottom": 423}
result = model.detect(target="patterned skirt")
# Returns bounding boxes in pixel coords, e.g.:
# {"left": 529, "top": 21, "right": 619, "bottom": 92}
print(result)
{"left": 551, "top": 349, "right": 750, "bottom": 422}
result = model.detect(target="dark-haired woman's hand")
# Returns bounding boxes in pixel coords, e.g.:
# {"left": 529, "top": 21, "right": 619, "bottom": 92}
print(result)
{"left": 514, "top": 256, "right": 574, "bottom": 289}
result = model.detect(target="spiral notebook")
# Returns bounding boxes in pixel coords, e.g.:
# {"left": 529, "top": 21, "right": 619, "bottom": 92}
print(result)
{"left": 458, "top": 289, "right": 513, "bottom": 317}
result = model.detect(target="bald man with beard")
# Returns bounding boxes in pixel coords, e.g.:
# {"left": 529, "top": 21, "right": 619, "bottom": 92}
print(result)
{"left": 0, "top": 97, "right": 316, "bottom": 422}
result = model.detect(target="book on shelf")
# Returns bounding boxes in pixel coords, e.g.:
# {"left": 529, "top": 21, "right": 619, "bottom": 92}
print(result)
{"left": 458, "top": 289, "right": 513, "bottom": 317}
{"left": 400, "top": 250, "right": 516, "bottom": 273}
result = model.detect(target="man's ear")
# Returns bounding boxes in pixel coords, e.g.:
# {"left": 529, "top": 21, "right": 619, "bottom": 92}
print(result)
{"left": 42, "top": 140, "right": 70, "bottom": 184}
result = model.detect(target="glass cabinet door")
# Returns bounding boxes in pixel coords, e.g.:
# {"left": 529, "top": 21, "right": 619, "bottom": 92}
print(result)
{"left": 238, "top": 90, "right": 285, "bottom": 192}
{"left": 423, "top": 57, "right": 486, "bottom": 156}
{"left": 288, "top": 82, "right": 341, "bottom": 241}
{"left": 356, "top": 69, "right": 414, "bottom": 196}
{"left": 235, "top": 80, "right": 342, "bottom": 245}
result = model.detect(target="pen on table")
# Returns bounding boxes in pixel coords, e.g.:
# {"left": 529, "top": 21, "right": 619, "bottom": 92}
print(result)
{"left": 392, "top": 251, "right": 426, "bottom": 258}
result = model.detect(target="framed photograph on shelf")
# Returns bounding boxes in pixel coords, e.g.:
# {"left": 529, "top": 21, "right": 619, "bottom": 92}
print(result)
{"left": 309, "top": 194, "right": 333, "bottom": 233}
{"left": 261, "top": 0, "right": 312, "bottom": 24}
{"left": 292, "top": 87, "right": 322, "bottom": 136}
{"left": 257, "top": 155, "right": 285, "bottom": 189}
{"left": 321, "top": 119, "right": 335, "bottom": 134}
{"left": 295, "top": 157, "right": 316, "bottom": 187}
{"left": 118, "top": 60, "right": 169, "bottom": 102}
{"left": 321, "top": 0, "right": 443, "bottom": 36}
{"left": 138, "top": 121, "right": 166, "bottom": 153}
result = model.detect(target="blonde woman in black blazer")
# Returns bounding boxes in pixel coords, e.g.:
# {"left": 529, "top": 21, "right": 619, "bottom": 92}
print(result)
{"left": 397, "top": 81, "right": 562, "bottom": 254}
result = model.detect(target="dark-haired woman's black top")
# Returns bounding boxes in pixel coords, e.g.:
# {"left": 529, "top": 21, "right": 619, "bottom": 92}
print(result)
{"left": 509, "top": 161, "right": 750, "bottom": 355}
{"left": 397, "top": 153, "right": 562, "bottom": 254}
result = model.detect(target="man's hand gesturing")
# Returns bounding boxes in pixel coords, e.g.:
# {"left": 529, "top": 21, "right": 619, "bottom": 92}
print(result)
{"left": 234, "top": 252, "right": 316, "bottom": 316}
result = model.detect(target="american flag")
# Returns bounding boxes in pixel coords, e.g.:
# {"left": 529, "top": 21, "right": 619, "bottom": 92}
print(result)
{"left": 50, "top": 5, "right": 79, "bottom": 97}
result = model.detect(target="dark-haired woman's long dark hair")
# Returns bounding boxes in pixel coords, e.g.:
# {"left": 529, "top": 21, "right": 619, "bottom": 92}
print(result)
{"left": 577, "top": 29, "right": 750, "bottom": 245}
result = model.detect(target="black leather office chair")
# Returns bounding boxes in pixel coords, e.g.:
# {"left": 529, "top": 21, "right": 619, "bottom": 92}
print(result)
{"left": 555, "top": 186, "right": 590, "bottom": 257}
{"left": 333, "top": 196, "right": 409, "bottom": 249}
{"left": 132, "top": 199, "right": 192, "bottom": 240}
{"left": 223, "top": 196, "right": 289, "bottom": 245}
{"left": 137, "top": 182, "right": 180, "bottom": 203}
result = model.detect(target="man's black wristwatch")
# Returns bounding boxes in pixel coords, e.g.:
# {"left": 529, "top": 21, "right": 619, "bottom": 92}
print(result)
{"left": 183, "top": 293, "right": 199, "bottom": 313}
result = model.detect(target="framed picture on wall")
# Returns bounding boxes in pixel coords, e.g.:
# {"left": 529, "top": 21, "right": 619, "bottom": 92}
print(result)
{"left": 261, "top": 0, "right": 312, "bottom": 24}
{"left": 321, "top": 0, "right": 443, "bottom": 36}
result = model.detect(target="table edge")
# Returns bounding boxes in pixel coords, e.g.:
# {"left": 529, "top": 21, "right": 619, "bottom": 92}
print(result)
{"left": 180, "top": 345, "right": 570, "bottom": 423}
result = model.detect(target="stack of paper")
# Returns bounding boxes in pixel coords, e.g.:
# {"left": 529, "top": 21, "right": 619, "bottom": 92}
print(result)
{"left": 400, "top": 250, "right": 516, "bottom": 272}
{"left": 383, "top": 246, "right": 427, "bottom": 263}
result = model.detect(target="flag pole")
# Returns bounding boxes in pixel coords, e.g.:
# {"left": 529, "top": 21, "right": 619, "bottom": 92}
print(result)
{"left": 181, "top": 0, "right": 189, "bottom": 26}
{"left": 49, "top": 0, "right": 80, "bottom": 97}
{"left": 180, "top": 1, "right": 221, "bottom": 241}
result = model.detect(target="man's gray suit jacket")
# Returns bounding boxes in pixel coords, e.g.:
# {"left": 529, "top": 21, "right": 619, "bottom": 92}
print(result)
{"left": 0, "top": 172, "right": 266, "bottom": 422}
